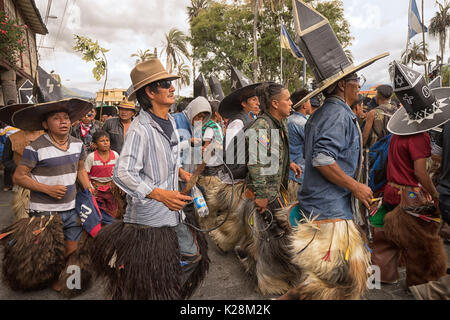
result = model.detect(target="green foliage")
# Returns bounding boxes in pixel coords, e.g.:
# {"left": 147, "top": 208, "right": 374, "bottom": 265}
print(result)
{"left": 441, "top": 65, "right": 450, "bottom": 86}
{"left": 72, "top": 35, "right": 109, "bottom": 81}
{"left": 189, "top": 0, "right": 353, "bottom": 93}
{"left": 0, "top": 11, "right": 27, "bottom": 67}
{"left": 162, "top": 28, "right": 190, "bottom": 73}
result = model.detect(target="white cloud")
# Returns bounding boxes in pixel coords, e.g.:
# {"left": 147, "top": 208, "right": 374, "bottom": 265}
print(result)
{"left": 34, "top": 0, "right": 445, "bottom": 96}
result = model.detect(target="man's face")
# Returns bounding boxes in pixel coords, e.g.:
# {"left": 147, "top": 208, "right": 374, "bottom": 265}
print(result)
{"left": 90, "top": 109, "right": 97, "bottom": 121}
{"left": 273, "top": 89, "right": 293, "bottom": 119}
{"left": 94, "top": 135, "right": 110, "bottom": 152}
{"left": 303, "top": 100, "right": 313, "bottom": 115}
{"left": 81, "top": 111, "right": 93, "bottom": 125}
{"left": 42, "top": 112, "right": 71, "bottom": 136}
{"left": 342, "top": 74, "right": 361, "bottom": 107}
{"left": 118, "top": 108, "right": 135, "bottom": 121}
{"left": 242, "top": 96, "right": 260, "bottom": 116}
{"left": 147, "top": 80, "right": 176, "bottom": 108}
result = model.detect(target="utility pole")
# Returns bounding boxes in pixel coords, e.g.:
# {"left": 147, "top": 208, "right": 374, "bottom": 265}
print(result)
{"left": 253, "top": 0, "right": 259, "bottom": 82}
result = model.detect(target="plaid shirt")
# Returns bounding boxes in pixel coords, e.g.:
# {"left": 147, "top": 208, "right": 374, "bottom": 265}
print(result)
{"left": 113, "top": 110, "right": 181, "bottom": 227}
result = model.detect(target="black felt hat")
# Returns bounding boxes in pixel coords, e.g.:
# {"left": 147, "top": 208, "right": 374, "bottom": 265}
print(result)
{"left": 218, "top": 66, "right": 260, "bottom": 118}
{"left": 208, "top": 75, "right": 225, "bottom": 101}
{"left": 387, "top": 61, "right": 450, "bottom": 135}
{"left": 194, "top": 73, "right": 208, "bottom": 98}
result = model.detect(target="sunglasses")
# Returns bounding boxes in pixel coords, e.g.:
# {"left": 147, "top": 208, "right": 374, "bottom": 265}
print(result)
{"left": 156, "top": 80, "right": 172, "bottom": 89}
{"left": 345, "top": 75, "right": 366, "bottom": 88}
{"left": 86, "top": 113, "right": 93, "bottom": 117}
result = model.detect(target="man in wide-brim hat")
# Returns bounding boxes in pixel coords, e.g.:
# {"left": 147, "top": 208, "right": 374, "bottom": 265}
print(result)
{"left": 101, "top": 100, "right": 137, "bottom": 154}
{"left": 280, "top": 0, "right": 389, "bottom": 300}
{"left": 0, "top": 103, "right": 44, "bottom": 220}
{"left": 90, "top": 58, "right": 209, "bottom": 300}
{"left": 381, "top": 61, "right": 449, "bottom": 288}
{"left": 2, "top": 98, "right": 93, "bottom": 292}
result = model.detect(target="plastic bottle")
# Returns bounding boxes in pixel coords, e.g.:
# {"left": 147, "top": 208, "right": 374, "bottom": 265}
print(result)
{"left": 191, "top": 185, "right": 209, "bottom": 217}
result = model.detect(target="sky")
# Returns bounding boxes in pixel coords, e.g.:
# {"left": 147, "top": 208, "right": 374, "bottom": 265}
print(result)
{"left": 34, "top": 0, "right": 444, "bottom": 96}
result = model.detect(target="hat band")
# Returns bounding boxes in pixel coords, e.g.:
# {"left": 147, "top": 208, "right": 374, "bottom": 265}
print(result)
{"left": 404, "top": 101, "right": 443, "bottom": 125}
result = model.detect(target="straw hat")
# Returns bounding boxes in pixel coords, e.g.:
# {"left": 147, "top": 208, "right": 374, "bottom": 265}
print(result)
{"left": 12, "top": 98, "right": 93, "bottom": 131}
{"left": 117, "top": 100, "right": 136, "bottom": 110}
{"left": 291, "top": 0, "right": 389, "bottom": 108}
{"left": 127, "top": 58, "right": 180, "bottom": 101}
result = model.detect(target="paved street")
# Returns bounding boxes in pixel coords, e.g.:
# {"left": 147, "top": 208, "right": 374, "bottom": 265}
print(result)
{"left": 0, "top": 172, "right": 448, "bottom": 300}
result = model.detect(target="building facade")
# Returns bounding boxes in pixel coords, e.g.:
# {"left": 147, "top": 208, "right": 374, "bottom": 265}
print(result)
{"left": 0, "top": 0, "right": 47, "bottom": 106}
{"left": 95, "top": 88, "right": 128, "bottom": 107}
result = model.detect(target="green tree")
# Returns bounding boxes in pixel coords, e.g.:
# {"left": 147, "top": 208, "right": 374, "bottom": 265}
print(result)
{"left": 131, "top": 48, "right": 157, "bottom": 65}
{"left": 73, "top": 35, "right": 109, "bottom": 116}
{"left": 175, "top": 62, "right": 191, "bottom": 96}
{"left": 189, "top": 0, "right": 353, "bottom": 93}
{"left": 187, "top": 0, "right": 209, "bottom": 22}
{"left": 401, "top": 41, "right": 429, "bottom": 67}
{"left": 162, "top": 28, "right": 190, "bottom": 73}
{"left": 429, "top": 0, "right": 450, "bottom": 66}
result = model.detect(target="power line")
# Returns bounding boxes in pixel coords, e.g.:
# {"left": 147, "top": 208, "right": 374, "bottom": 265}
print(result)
{"left": 53, "top": 0, "right": 70, "bottom": 50}
{"left": 37, "top": 0, "right": 52, "bottom": 52}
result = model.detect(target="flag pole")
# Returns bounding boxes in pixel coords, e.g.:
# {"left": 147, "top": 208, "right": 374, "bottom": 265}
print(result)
{"left": 280, "top": 25, "right": 283, "bottom": 84}
{"left": 421, "top": 0, "right": 428, "bottom": 81}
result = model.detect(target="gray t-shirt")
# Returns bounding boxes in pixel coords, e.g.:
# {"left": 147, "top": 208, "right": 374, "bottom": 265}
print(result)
{"left": 147, "top": 110, "right": 174, "bottom": 140}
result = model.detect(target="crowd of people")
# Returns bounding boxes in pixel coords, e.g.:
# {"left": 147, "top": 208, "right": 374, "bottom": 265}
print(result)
{"left": 0, "top": 1, "right": 449, "bottom": 301}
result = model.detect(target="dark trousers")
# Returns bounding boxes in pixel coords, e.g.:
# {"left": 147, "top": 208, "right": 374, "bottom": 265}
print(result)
{"left": 3, "top": 167, "right": 12, "bottom": 188}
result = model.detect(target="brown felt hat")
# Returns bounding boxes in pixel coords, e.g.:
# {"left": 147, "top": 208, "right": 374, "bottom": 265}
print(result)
{"left": 127, "top": 59, "right": 180, "bottom": 101}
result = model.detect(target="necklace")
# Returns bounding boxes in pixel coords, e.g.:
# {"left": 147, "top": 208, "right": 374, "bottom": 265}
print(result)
{"left": 49, "top": 133, "right": 69, "bottom": 147}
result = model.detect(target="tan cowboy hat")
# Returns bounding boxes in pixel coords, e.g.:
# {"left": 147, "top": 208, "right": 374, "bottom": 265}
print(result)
{"left": 127, "top": 58, "right": 180, "bottom": 101}
{"left": 12, "top": 98, "right": 93, "bottom": 131}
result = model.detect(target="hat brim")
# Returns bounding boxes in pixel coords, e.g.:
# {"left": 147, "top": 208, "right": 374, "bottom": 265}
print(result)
{"left": 219, "top": 83, "right": 261, "bottom": 118}
{"left": 0, "top": 104, "right": 33, "bottom": 127}
{"left": 387, "top": 87, "right": 450, "bottom": 135}
{"left": 12, "top": 98, "right": 93, "bottom": 131}
{"left": 293, "top": 52, "right": 390, "bottom": 109}
{"left": 127, "top": 75, "right": 180, "bottom": 101}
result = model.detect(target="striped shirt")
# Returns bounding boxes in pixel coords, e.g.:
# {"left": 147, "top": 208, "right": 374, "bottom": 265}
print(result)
{"left": 113, "top": 109, "right": 181, "bottom": 227}
{"left": 20, "top": 134, "right": 86, "bottom": 212}
{"left": 85, "top": 150, "right": 119, "bottom": 183}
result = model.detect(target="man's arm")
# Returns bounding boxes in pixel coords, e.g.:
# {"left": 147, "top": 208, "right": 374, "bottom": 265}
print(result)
{"left": 316, "top": 162, "right": 373, "bottom": 209}
{"left": 414, "top": 158, "right": 438, "bottom": 198}
{"left": 362, "top": 110, "right": 375, "bottom": 147}
{"left": 13, "top": 164, "right": 67, "bottom": 199}
{"left": 77, "top": 160, "right": 93, "bottom": 192}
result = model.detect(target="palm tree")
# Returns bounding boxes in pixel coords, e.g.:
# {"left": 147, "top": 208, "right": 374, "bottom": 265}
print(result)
{"left": 162, "top": 28, "right": 190, "bottom": 73}
{"left": 175, "top": 62, "right": 191, "bottom": 96}
{"left": 187, "top": 0, "right": 209, "bottom": 22}
{"left": 130, "top": 48, "right": 157, "bottom": 65}
{"left": 401, "top": 41, "right": 429, "bottom": 67}
{"left": 429, "top": 0, "right": 450, "bottom": 65}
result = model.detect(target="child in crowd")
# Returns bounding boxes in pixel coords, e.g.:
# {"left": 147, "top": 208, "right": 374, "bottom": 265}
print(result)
{"left": 84, "top": 130, "right": 120, "bottom": 223}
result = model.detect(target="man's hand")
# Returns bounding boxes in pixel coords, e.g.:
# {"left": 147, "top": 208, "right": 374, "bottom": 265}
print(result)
{"left": 149, "top": 189, "right": 192, "bottom": 211}
{"left": 254, "top": 198, "right": 268, "bottom": 213}
{"left": 179, "top": 168, "right": 192, "bottom": 183}
{"left": 289, "top": 162, "right": 302, "bottom": 178}
{"left": 350, "top": 182, "right": 373, "bottom": 209}
{"left": 45, "top": 185, "right": 67, "bottom": 200}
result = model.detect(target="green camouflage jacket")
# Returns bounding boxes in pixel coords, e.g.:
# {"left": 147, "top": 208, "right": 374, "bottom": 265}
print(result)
{"left": 245, "top": 112, "right": 290, "bottom": 200}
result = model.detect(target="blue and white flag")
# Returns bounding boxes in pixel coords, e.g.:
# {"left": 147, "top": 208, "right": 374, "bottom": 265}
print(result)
{"left": 280, "top": 24, "right": 303, "bottom": 60}
{"left": 408, "top": 0, "right": 428, "bottom": 40}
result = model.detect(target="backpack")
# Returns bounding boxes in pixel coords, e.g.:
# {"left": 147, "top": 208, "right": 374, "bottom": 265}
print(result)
{"left": 223, "top": 113, "right": 273, "bottom": 180}
{"left": 368, "top": 133, "right": 392, "bottom": 192}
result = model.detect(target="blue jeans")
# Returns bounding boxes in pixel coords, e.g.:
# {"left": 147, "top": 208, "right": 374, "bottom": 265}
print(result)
{"left": 30, "top": 209, "right": 82, "bottom": 241}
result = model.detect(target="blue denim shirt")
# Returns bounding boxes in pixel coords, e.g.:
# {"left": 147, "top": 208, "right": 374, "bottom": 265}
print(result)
{"left": 287, "top": 111, "right": 308, "bottom": 184}
{"left": 298, "top": 96, "right": 361, "bottom": 221}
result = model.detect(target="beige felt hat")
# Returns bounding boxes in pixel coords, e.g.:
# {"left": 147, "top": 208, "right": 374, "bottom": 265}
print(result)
{"left": 127, "top": 59, "right": 180, "bottom": 101}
